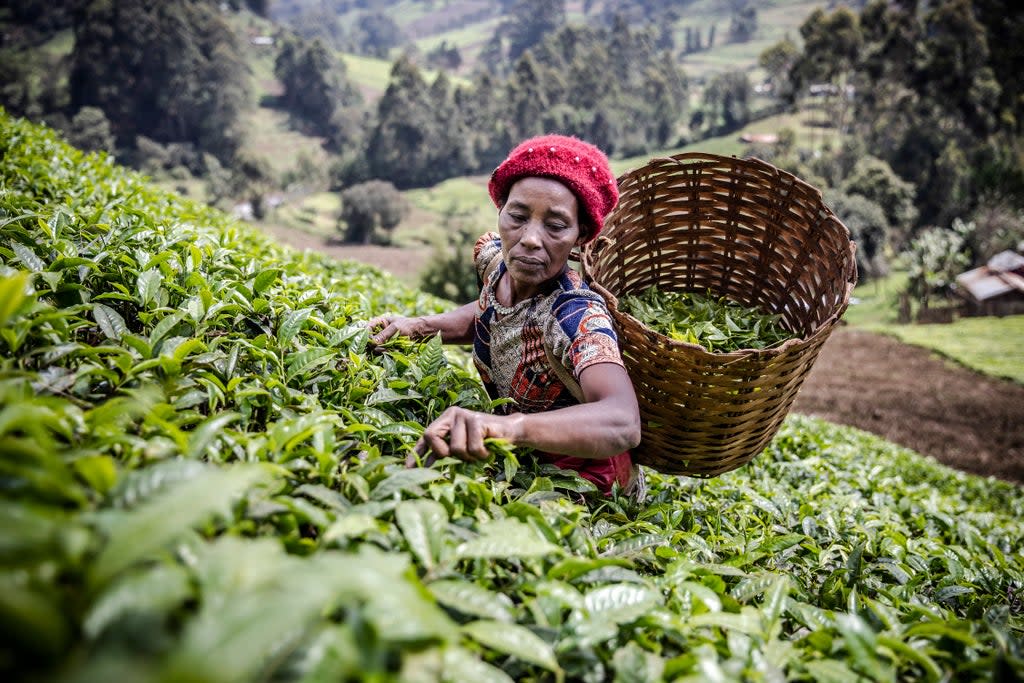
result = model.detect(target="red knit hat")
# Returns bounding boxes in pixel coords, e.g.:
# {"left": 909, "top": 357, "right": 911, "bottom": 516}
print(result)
{"left": 488, "top": 134, "right": 618, "bottom": 242}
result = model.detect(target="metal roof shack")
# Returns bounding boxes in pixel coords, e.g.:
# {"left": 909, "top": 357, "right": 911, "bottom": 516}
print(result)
{"left": 954, "top": 250, "right": 1024, "bottom": 317}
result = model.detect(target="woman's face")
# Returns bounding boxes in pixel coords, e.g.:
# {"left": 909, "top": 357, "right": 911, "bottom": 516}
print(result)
{"left": 498, "top": 177, "right": 582, "bottom": 295}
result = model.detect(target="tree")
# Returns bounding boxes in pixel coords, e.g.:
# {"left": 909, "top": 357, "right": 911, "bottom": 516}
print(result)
{"left": 350, "top": 12, "right": 406, "bottom": 59}
{"left": 504, "top": 0, "right": 566, "bottom": 62}
{"left": 974, "top": 0, "right": 1024, "bottom": 134}
{"left": 65, "top": 106, "right": 115, "bottom": 154}
{"left": 759, "top": 37, "right": 799, "bottom": 100}
{"left": 274, "top": 36, "right": 363, "bottom": 140}
{"left": 420, "top": 209, "right": 480, "bottom": 303}
{"left": 840, "top": 156, "right": 918, "bottom": 247}
{"left": 824, "top": 189, "right": 890, "bottom": 280}
{"left": 791, "top": 6, "right": 862, "bottom": 92}
{"left": 69, "top": 0, "right": 249, "bottom": 163}
{"left": 728, "top": 2, "right": 758, "bottom": 43}
{"left": 365, "top": 55, "right": 466, "bottom": 188}
{"left": 919, "top": 0, "right": 1000, "bottom": 138}
{"left": 338, "top": 180, "right": 407, "bottom": 245}
{"left": 702, "top": 70, "right": 751, "bottom": 132}
{"left": 902, "top": 219, "right": 973, "bottom": 311}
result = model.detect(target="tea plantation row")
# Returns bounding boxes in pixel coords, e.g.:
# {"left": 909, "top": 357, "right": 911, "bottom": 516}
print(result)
{"left": 1, "top": 110, "right": 1021, "bottom": 682}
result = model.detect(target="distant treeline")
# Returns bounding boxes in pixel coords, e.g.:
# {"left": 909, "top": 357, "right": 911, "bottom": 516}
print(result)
{"left": 2, "top": 0, "right": 1022, "bottom": 272}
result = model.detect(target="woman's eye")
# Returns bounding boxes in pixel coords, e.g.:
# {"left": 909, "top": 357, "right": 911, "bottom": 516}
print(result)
{"left": 547, "top": 222, "right": 567, "bottom": 232}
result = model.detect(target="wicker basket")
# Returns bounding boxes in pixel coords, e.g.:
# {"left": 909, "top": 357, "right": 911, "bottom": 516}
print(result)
{"left": 580, "top": 153, "right": 857, "bottom": 477}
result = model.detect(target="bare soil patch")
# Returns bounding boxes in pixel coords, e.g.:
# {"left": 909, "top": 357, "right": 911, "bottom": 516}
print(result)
{"left": 256, "top": 224, "right": 1024, "bottom": 486}
{"left": 793, "top": 326, "right": 1024, "bottom": 485}
{"left": 259, "top": 223, "right": 430, "bottom": 286}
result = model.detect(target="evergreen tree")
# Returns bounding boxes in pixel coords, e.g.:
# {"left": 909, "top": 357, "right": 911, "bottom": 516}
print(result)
{"left": 728, "top": 2, "right": 758, "bottom": 43}
{"left": 274, "top": 36, "right": 363, "bottom": 141}
{"left": 365, "top": 55, "right": 467, "bottom": 188}
{"left": 505, "top": 0, "right": 566, "bottom": 62}
{"left": 65, "top": 106, "right": 115, "bottom": 154}
{"left": 759, "top": 36, "right": 799, "bottom": 100}
{"left": 69, "top": 0, "right": 248, "bottom": 163}
{"left": 791, "top": 6, "right": 862, "bottom": 91}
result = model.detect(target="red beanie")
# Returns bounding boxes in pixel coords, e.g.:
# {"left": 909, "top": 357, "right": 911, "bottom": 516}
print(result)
{"left": 488, "top": 134, "right": 618, "bottom": 242}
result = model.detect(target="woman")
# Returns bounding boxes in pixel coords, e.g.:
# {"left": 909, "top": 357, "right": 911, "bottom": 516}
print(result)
{"left": 369, "top": 134, "right": 642, "bottom": 496}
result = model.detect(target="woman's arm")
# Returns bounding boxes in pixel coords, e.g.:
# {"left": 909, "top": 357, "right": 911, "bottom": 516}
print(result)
{"left": 414, "top": 362, "right": 641, "bottom": 462}
{"left": 369, "top": 301, "right": 477, "bottom": 345}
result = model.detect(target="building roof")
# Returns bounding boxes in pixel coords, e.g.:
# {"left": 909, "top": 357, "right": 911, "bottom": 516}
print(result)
{"left": 955, "top": 250, "right": 1024, "bottom": 302}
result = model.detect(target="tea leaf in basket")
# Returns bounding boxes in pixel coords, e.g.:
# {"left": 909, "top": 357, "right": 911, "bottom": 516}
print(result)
{"left": 618, "top": 287, "right": 794, "bottom": 352}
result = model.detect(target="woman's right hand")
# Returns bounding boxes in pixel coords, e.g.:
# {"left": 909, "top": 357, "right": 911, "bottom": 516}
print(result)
{"left": 368, "top": 315, "right": 421, "bottom": 346}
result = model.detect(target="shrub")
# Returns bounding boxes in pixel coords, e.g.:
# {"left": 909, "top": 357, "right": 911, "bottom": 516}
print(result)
{"left": 338, "top": 179, "right": 407, "bottom": 245}
{"left": 419, "top": 209, "right": 480, "bottom": 303}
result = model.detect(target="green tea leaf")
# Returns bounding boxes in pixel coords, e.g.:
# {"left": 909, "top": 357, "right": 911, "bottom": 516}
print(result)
{"left": 443, "top": 646, "right": 516, "bottom": 683}
{"left": 278, "top": 307, "right": 312, "bottom": 345}
{"left": 136, "top": 268, "right": 162, "bottom": 306}
{"left": 83, "top": 563, "right": 193, "bottom": 638}
{"left": 462, "top": 620, "right": 562, "bottom": 675}
{"left": 429, "top": 580, "right": 516, "bottom": 623}
{"left": 11, "top": 241, "right": 46, "bottom": 271}
{"left": 456, "top": 518, "right": 564, "bottom": 560}
{"left": 93, "top": 303, "right": 128, "bottom": 341}
{"left": 0, "top": 272, "right": 30, "bottom": 328}
{"left": 582, "top": 584, "right": 660, "bottom": 625}
{"left": 89, "top": 464, "right": 270, "bottom": 589}
{"left": 396, "top": 498, "right": 448, "bottom": 569}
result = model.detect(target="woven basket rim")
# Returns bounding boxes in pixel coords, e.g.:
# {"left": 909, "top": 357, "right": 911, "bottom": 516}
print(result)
{"left": 587, "top": 278, "right": 855, "bottom": 362}
{"left": 582, "top": 151, "right": 858, "bottom": 355}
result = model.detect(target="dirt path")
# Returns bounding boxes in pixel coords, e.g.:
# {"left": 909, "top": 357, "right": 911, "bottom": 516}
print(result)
{"left": 259, "top": 225, "right": 1024, "bottom": 486}
{"left": 259, "top": 223, "right": 431, "bottom": 286}
{"left": 793, "top": 326, "right": 1024, "bottom": 484}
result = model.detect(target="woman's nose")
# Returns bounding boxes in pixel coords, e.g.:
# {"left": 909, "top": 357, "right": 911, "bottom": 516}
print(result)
{"left": 521, "top": 219, "right": 543, "bottom": 247}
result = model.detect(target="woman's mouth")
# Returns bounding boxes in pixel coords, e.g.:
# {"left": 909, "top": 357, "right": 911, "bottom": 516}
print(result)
{"left": 513, "top": 256, "right": 544, "bottom": 267}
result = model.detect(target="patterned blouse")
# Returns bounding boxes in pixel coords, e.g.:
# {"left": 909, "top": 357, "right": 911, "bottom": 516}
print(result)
{"left": 472, "top": 232, "right": 634, "bottom": 494}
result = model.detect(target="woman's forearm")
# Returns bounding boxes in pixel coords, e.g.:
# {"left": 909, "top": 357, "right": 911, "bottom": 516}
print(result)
{"left": 505, "top": 397, "right": 641, "bottom": 459}
{"left": 410, "top": 302, "right": 477, "bottom": 344}
{"left": 371, "top": 302, "right": 477, "bottom": 345}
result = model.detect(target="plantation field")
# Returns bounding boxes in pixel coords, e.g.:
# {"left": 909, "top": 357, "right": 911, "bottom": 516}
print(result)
{"left": 2, "top": 111, "right": 1023, "bottom": 681}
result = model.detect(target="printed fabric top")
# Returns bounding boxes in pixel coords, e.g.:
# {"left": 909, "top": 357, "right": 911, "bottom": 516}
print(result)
{"left": 471, "top": 232, "right": 624, "bottom": 414}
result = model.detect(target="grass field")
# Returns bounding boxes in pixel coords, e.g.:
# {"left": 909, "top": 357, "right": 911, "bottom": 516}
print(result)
{"left": 876, "top": 315, "right": 1024, "bottom": 384}
{"left": 841, "top": 272, "right": 1024, "bottom": 384}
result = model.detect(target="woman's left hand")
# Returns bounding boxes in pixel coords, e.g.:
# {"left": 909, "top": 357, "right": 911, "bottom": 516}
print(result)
{"left": 407, "top": 406, "right": 509, "bottom": 467}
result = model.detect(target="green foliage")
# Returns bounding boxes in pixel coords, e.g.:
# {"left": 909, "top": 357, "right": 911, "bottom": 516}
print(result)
{"left": 2, "top": 111, "right": 1023, "bottom": 682}
{"left": 700, "top": 69, "right": 753, "bottom": 134}
{"left": 419, "top": 215, "right": 481, "bottom": 304}
{"left": 273, "top": 34, "right": 363, "bottom": 141}
{"left": 619, "top": 287, "right": 795, "bottom": 352}
{"left": 727, "top": 2, "right": 758, "bottom": 44}
{"left": 69, "top": 0, "right": 249, "bottom": 162}
{"left": 840, "top": 155, "right": 918, "bottom": 246}
{"left": 65, "top": 106, "right": 115, "bottom": 155}
{"left": 824, "top": 189, "right": 891, "bottom": 280}
{"left": 338, "top": 179, "right": 408, "bottom": 245}
{"left": 364, "top": 57, "right": 475, "bottom": 189}
{"left": 902, "top": 219, "right": 974, "bottom": 309}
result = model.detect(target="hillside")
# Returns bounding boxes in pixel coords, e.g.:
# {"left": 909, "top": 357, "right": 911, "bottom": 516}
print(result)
{"left": 269, "top": 0, "right": 827, "bottom": 83}
{"left": 2, "top": 108, "right": 1023, "bottom": 682}
{"left": 0, "top": 0, "right": 833, "bottom": 238}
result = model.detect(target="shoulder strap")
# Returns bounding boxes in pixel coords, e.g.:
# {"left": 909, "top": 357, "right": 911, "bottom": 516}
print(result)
{"left": 544, "top": 342, "right": 586, "bottom": 404}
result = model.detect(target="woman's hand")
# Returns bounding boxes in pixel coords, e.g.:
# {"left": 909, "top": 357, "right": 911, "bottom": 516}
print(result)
{"left": 367, "top": 302, "right": 478, "bottom": 347}
{"left": 407, "top": 406, "right": 513, "bottom": 467}
{"left": 367, "top": 315, "right": 421, "bottom": 346}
